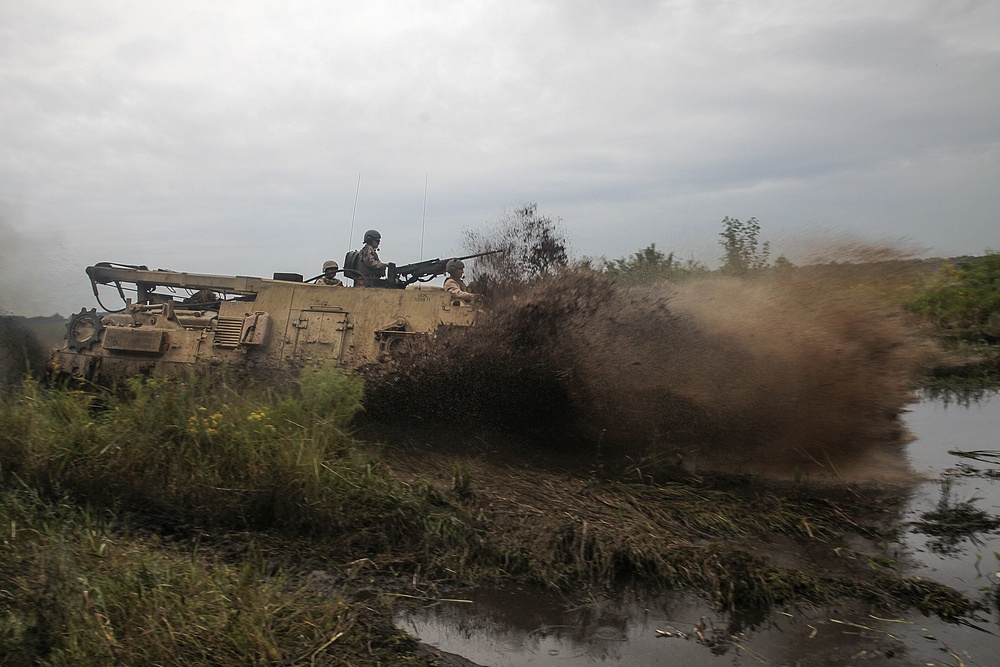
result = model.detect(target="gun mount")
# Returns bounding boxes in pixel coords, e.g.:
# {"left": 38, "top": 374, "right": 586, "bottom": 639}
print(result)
{"left": 388, "top": 250, "right": 500, "bottom": 288}
{"left": 51, "top": 259, "right": 484, "bottom": 382}
{"left": 342, "top": 251, "right": 500, "bottom": 288}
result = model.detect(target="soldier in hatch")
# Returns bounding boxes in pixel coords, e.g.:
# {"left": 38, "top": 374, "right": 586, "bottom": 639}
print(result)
{"left": 357, "top": 229, "right": 388, "bottom": 281}
{"left": 443, "top": 259, "right": 481, "bottom": 304}
{"left": 312, "top": 260, "right": 344, "bottom": 286}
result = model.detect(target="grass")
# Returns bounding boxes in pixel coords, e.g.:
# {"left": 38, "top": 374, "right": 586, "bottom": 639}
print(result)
{"left": 903, "top": 252, "right": 1000, "bottom": 390}
{"left": 0, "top": 366, "right": 982, "bottom": 664}
{"left": 0, "top": 370, "right": 436, "bottom": 547}
{"left": 0, "top": 486, "right": 425, "bottom": 667}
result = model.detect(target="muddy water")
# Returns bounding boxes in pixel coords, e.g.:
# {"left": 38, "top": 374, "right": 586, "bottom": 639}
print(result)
{"left": 396, "top": 393, "right": 1000, "bottom": 666}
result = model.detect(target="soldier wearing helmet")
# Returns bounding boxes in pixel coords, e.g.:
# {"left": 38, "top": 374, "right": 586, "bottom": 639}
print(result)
{"left": 312, "top": 260, "right": 343, "bottom": 287}
{"left": 443, "top": 258, "right": 480, "bottom": 304}
{"left": 357, "top": 229, "right": 387, "bottom": 282}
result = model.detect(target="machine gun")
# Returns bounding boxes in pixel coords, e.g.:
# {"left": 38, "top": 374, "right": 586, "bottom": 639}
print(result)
{"left": 385, "top": 250, "right": 502, "bottom": 289}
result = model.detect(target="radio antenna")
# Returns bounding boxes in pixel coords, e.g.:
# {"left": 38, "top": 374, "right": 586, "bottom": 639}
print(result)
{"left": 420, "top": 173, "right": 428, "bottom": 260}
{"left": 348, "top": 172, "right": 362, "bottom": 247}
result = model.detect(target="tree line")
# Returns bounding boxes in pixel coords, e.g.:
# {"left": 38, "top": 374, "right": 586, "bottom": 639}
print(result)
{"left": 465, "top": 205, "right": 787, "bottom": 287}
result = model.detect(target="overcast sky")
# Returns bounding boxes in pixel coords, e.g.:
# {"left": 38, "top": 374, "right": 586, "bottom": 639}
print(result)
{"left": 1, "top": 0, "right": 998, "bottom": 316}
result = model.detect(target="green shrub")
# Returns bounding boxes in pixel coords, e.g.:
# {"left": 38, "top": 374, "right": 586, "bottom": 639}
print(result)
{"left": 0, "top": 369, "right": 442, "bottom": 550}
{"left": 603, "top": 243, "right": 707, "bottom": 286}
{"left": 906, "top": 252, "right": 1000, "bottom": 343}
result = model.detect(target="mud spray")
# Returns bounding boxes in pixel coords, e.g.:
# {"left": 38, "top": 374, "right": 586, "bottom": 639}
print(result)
{"left": 0, "top": 317, "right": 47, "bottom": 389}
{"left": 363, "top": 268, "right": 927, "bottom": 479}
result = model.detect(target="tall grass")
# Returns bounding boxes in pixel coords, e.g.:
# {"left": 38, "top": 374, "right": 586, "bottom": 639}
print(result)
{"left": 0, "top": 364, "right": 976, "bottom": 663}
{"left": 0, "top": 369, "right": 458, "bottom": 552}
{"left": 0, "top": 487, "right": 425, "bottom": 666}
{"left": 0, "top": 368, "right": 462, "bottom": 663}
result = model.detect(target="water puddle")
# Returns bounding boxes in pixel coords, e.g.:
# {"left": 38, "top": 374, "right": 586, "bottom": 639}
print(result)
{"left": 901, "top": 393, "right": 1000, "bottom": 599}
{"left": 397, "top": 392, "right": 1000, "bottom": 666}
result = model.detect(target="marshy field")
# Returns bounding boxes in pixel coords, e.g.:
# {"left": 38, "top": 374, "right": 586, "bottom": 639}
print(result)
{"left": 2, "top": 255, "right": 999, "bottom": 666}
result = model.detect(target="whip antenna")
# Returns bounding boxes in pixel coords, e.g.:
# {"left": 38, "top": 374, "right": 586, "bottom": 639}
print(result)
{"left": 420, "top": 173, "right": 428, "bottom": 260}
{"left": 348, "top": 172, "right": 362, "bottom": 247}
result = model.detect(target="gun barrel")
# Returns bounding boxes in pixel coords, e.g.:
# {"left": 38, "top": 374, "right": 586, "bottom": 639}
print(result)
{"left": 387, "top": 249, "right": 504, "bottom": 288}
{"left": 455, "top": 250, "right": 503, "bottom": 261}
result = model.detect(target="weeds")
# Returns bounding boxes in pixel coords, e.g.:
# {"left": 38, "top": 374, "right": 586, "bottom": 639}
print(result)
{"left": 0, "top": 369, "right": 437, "bottom": 551}
{"left": 0, "top": 487, "right": 425, "bottom": 666}
{"left": 905, "top": 253, "right": 1000, "bottom": 344}
{"left": 905, "top": 253, "right": 1000, "bottom": 389}
{"left": 0, "top": 365, "right": 981, "bottom": 664}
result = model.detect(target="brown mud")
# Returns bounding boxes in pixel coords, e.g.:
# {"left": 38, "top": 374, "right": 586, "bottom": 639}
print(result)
{"left": 363, "top": 269, "right": 928, "bottom": 480}
{"left": 0, "top": 316, "right": 48, "bottom": 389}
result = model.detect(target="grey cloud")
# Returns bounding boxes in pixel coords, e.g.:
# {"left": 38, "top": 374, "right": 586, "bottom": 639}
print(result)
{"left": 1, "top": 1, "right": 998, "bottom": 316}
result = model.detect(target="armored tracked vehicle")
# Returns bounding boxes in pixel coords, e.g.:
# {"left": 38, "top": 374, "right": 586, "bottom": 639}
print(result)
{"left": 50, "top": 254, "right": 489, "bottom": 382}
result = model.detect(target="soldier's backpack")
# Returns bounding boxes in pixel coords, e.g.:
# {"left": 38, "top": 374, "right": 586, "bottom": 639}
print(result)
{"left": 343, "top": 249, "right": 361, "bottom": 285}
{"left": 343, "top": 249, "right": 359, "bottom": 272}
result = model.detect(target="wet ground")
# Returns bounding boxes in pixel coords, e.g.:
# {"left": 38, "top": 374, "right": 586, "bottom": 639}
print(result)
{"left": 396, "top": 392, "right": 1000, "bottom": 666}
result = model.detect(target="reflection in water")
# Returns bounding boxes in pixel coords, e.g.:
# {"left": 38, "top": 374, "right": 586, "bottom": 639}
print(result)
{"left": 397, "top": 590, "right": 767, "bottom": 666}
{"left": 397, "top": 589, "right": 962, "bottom": 666}
{"left": 911, "top": 476, "right": 1000, "bottom": 555}
{"left": 398, "top": 393, "right": 1000, "bottom": 666}
{"left": 902, "top": 393, "right": 1000, "bottom": 597}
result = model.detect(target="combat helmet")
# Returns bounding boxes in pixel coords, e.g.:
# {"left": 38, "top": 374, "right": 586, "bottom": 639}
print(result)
{"left": 322, "top": 260, "right": 339, "bottom": 271}
{"left": 445, "top": 259, "right": 465, "bottom": 275}
{"left": 364, "top": 229, "right": 381, "bottom": 245}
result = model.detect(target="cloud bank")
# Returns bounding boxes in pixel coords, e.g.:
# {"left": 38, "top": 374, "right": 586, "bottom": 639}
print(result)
{"left": 1, "top": 0, "right": 998, "bottom": 315}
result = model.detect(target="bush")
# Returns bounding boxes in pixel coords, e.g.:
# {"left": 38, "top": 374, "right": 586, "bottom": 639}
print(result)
{"left": 603, "top": 243, "right": 707, "bottom": 286}
{"left": 906, "top": 252, "right": 1000, "bottom": 343}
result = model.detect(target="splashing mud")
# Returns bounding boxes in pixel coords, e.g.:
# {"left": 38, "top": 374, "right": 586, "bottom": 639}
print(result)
{"left": 363, "top": 268, "right": 927, "bottom": 477}
{"left": 0, "top": 317, "right": 47, "bottom": 389}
